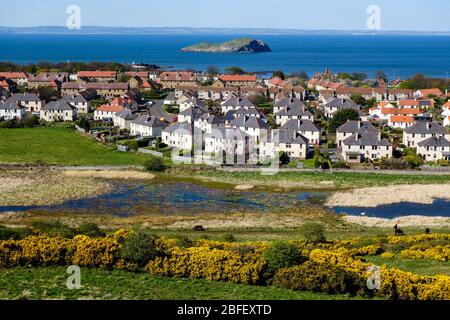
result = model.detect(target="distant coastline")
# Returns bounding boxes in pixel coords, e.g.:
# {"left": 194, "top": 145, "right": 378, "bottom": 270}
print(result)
{"left": 1, "top": 26, "right": 450, "bottom": 36}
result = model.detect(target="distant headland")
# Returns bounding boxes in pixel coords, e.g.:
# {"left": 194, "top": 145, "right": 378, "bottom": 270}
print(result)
{"left": 180, "top": 38, "right": 272, "bottom": 53}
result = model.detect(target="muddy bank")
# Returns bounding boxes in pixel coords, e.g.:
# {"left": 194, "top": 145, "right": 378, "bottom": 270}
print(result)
{"left": 326, "top": 184, "right": 450, "bottom": 207}
{"left": 0, "top": 169, "right": 110, "bottom": 206}
{"left": 343, "top": 215, "right": 450, "bottom": 228}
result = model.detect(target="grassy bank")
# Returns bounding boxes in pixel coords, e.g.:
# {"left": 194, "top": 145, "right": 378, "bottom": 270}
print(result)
{"left": 0, "top": 266, "right": 362, "bottom": 300}
{"left": 175, "top": 170, "right": 450, "bottom": 190}
{"left": 0, "top": 128, "right": 148, "bottom": 166}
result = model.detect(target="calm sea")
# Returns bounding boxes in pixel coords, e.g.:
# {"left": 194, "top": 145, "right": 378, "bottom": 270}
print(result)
{"left": 1, "top": 34, "right": 450, "bottom": 78}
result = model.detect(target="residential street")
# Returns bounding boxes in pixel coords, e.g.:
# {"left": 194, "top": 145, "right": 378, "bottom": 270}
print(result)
{"left": 149, "top": 99, "right": 176, "bottom": 123}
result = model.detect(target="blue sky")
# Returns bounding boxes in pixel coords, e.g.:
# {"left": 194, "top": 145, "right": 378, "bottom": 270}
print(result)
{"left": 3, "top": 0, "right": 450, "bottom": 31}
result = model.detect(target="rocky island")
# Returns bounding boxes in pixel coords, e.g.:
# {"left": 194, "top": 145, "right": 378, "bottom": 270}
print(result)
{"left": 181, "top": 38, "right": 272, "bottom": 53}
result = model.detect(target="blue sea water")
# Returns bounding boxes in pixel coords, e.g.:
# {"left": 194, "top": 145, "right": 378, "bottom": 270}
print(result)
{"left": 0, "top": 34, "right": 449, "bottom": 78}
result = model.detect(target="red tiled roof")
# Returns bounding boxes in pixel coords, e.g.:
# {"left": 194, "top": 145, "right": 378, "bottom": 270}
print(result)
{"left": 0, "top": 72, "right": 28, "bottom": 79}
{"left": 381, "top": 108, "right": 420, "bottom": 115}
{"left": 78, "top": 71, "right": 117, "bottom": 78}
{"left": 219, "top": 75, "right": 257, "bottom": 82}
{"left": 125, "top": 71, "right": 149, "bottom": 78}
{"left": 96, "top": 104, "right": 123, "bottom": 112}
{"left": 399, "top": 100, "right": 419, "bottom": 107}
{"left": 390, "top": 115, "right": 414, "bottom": 123}
{"left": 418, "top": 88, "right": 444, "bottom": 97}
{"left": 159, "top": 71, "right": 197, "bottom": 81}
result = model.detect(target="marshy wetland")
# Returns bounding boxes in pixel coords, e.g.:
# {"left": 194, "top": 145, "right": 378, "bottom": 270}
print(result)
{"left": 1, "top": 169, "right": 450, "bottom": 232}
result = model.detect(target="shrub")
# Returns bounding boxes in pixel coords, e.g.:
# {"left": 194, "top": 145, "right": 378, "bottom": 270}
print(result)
{"left": 121, "top": 229, "right": 158, "bottom": 268}
{"left": 76, "top": 223, "right": 105, "bottom": 238}
{"left": 222, "top": 233, "right": 236, "bottom": 242}
{"left": 144, "top": 156, "right": 166, "bottom": 172}
{"left": 299, "top": 223, "right": 326, "bottom": 243}
{"left": 262, "top": 241, "right": 306, "bottom": 273}
{"left": 0, "top": 225, "right": 30, "bottom": 240}
{"left": 273, "top": 261, "right": 367, "bottom": 295}
{"left": 29, "top": 220, "right": 75, "bottom": 238}
{"left": 175, "top": 236, "right": 194, "bottom": 248}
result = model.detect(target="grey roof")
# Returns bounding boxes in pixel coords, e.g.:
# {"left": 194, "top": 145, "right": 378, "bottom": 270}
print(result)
{"left": 115, "top": 108, "right": 138, "bottom": 121}
{"left": 230, "top": 115, "right": 268, "bottom": 129}
{"left": 265, "top": 129, "right": 309, "bottom": 145}
{"left": 179, "top": 106, "right": 206, "bottom": 120}
{"left": 163, "top": 121, "right": 193, "bottom": 134}
{"left": 197, "top": 114, "right": 225, "bottom": 125}
{"left": 274, "top": 98, "right": 306, "bottom": 109}
{"left": 404, "top": 122, "right": 446, "bottom": 135}
{"left": 418, "top": 136, "right": 450, "bottom": 148}
{"left": 132, "top": 114, "right": 167, "bottom": 128}
{"left": 343, "top": 133, "right": 391, "bottom": 147}
{"left": 205, "top": 127, "right": 251, "bottom": 140}
{"left": 183, "top": 97, "right": 205, "bottom": 108}
{"left": 276, "top": 104, "right": 313, "bottom": 117}
{"left": 337, "top": 121, "right": 378, "bottom": 134}
{"left": 42, "top": 101, "right": 75, "bottom": 111}
{"left": 60, "top": 94, "right": 88, "bottom": 104}
{"left": 234, "top": 107, "right": 263, "bottom": 117}
{"left": 325, "top": 98, "right": 359, "bottom": 109}
{"left": 280, "top": 119, "right": 320, "bottom": 132}
{"left": 0, "top": 102, "right": 23, "bottom": 110}
{"left": 221, "top": 96, "right": 255, "bottom": 108}
{"left": 6, "top": 93, "right": 40, "bottom": 103}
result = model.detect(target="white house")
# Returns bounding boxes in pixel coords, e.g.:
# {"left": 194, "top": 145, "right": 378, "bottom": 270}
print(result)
{"left": 279, "top": 119, "right": 321, "bottom": 145}
{"left": 388, "top": 115, "right": 414, "bottom": 129}
{"left": 221, "top": 97, "right": 255, "bottom": 114}
{"left": 341, "top": 133, "right": 392, "bottom": 163}
{"left": 94, "top": 104, "right": 123, "bottom": 121}
{"left": 336, "top": 121, "right": 379, "bottom": 147}
{"left": 40, "top": 101, "right": 76, "bottom": 122}
{"left": 113, "top": 108, "right": 138, "bottom": 130}
{"left": 417, "top": 136, "right": 450, "bottom": 162}
{"left": 130, "top": 115, "right": 168, "bottom": 137}
{"left": 194, "top": 114, "right": 225, "bottom": 134}
{"left": 403, "top": 122, "right": 447, "bottom": 148}
{"left": 179, "top": 97, "right": 204, "bottom": 113}
{"left": 60, "top": 94, "right": 92, "bottom": 113}
{"left": 275, "top": 104, "right": 314, "bottom": 126}
{"left": 204, "top": 127, "right": 254, "bottom": 164}
{"left": 6, "top": 93, "right": 42, "bottom": 113}
{"left": 229, "top": 115, "right": 268, "bottom": 143}
{"left": 260, "top": 129, "right": 309, "bottom": 160}
{"left": 162, "top": 122, "right": 193, "bottom": 150}
{"left": 0, "top": 102, "right": 25, "bottom": 120}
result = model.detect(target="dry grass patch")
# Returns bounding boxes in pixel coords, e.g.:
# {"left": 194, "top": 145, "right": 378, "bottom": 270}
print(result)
{"left": 62, "top": 170, "right": 155, "bottom": 180}
{"left": 326, "top": 184, "right": 450, "bottom": 207}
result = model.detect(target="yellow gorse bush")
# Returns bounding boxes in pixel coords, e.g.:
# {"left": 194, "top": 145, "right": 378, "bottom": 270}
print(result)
{"left": 400, "top": 245, "right": 450, "bottom": 262}
{"left": 0, "top": 230, "right": 449, "bottom": 300}
{"left": 146, "top": 241, "right": 267, "bottom": 285}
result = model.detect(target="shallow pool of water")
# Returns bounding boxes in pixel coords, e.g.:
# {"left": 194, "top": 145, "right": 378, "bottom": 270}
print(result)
{"left": 1, "top": 180, "right": 450, "bottom": 219}
{"left": 0, "top": 180, "right": 326, "bottom": 216}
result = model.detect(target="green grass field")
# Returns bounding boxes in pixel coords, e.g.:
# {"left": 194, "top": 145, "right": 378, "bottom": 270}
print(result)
{"left": 0, "top": 128, "right": 148, "bottom": 166}
{"left": 0, "top": 266, "right": 365, "bottom": 300}
{"left": 189, "top": 170, "right": 450, "bottom": 189}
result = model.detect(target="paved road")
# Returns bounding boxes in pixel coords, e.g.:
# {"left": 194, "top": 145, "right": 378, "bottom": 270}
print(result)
{"left": 149, "top": 99, "right": 176, "bottom": 123}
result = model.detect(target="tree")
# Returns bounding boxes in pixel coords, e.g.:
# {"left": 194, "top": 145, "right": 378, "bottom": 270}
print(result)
{"left": 144, "top": 156, "right": 166, "bottom": 172}
{"left": 225, "top": 66, "right": 245, "bottom": 75}
{"left": 351, "top": 72, "right": 368, "bottom": 81}
{"left": 375, "top": 70, "right": 388, "bottom": 82}
{"left": 329, "top": 109, "right": 361, "bottom": 133}
{"left": 262, "top": 241, "right": 306, "bottom": 274}
{"left": 299, "top": 223, "right": 326, "bottom": 243}
{"left": 350, "top": 94, "right": 366, "bottom": 106}
{"left": 272, "top": 70, "right": 285, "bottom": 80}
{"left": 79, "top": 117, "right": 91, "bottom": 131}
{"left": 206, "top": 66, "right": 219, "bottom": 76}
{"left": 279, "top": 151, "right": 290, "bottom": 165}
